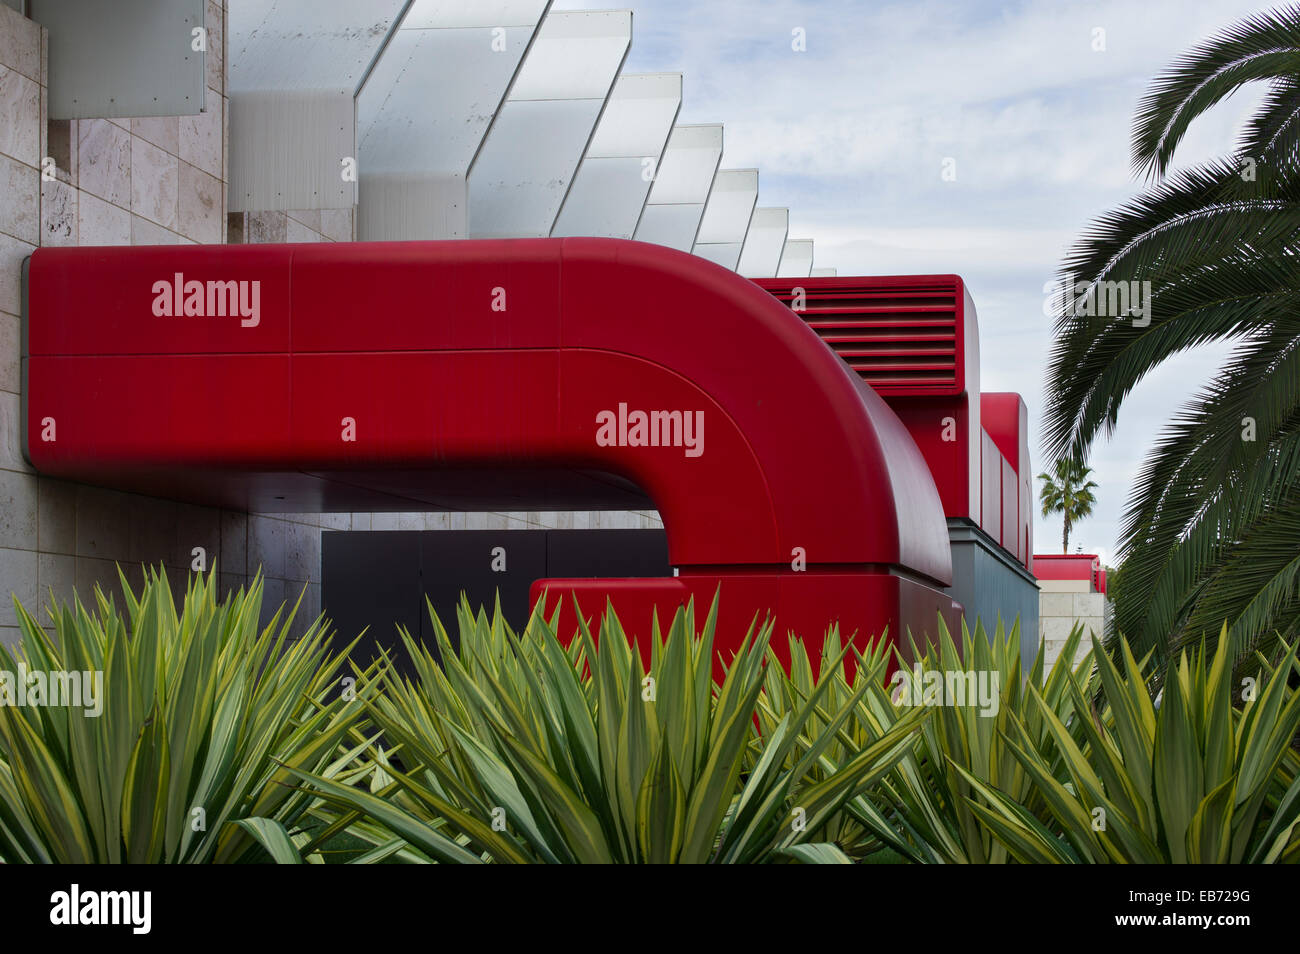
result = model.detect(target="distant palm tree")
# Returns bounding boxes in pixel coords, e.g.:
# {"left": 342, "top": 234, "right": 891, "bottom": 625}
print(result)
{"left": 1043, "top": 5, "right": 1300, "bottom": 668}
{"left": 1037, "top": 458, "right": 1098, "bottom": 554}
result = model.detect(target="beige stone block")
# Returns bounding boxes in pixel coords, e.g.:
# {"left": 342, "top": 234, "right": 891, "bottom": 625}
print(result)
{"left": 0, "top": 468, "right": 36, "bottom": 548}
{"left": 446, "top": 512, "right": 466, "bottom": 530}
{"left": 36, "top": 477, "right": 76, "bottom": 555}
{"left": 1037, "top": 578, "right": 1090, "bottom": 593}
{"left": 206, "top": 0, "right": 224, "bottom": 96}
{"left": 1040, "top": 591, "right": 1074, "bottom": 617}
{"left": 285, "top": 215, "right": 320, "bottom": 243}
{"left": 319, "top": 512, "right": 349, "bottom": 531}
{"left": 130, "top": 214, "right": 179, "bottom": 245}
{"left": 0, "top": 5, "right": 40, "bottom": 82}
{"left": 0, "top": 546, "right": 37, "bottom": 627}
{"left": 131, "top": 135, "right": 179, "bottom": 229}
{"left": 0, "top": 231, "right": 33, "bottom": 318}
{"left": 319, "top": 208, "right": 352, "bottom": 242}
{"left": 1041, "top": 616, "right": 1075, "bottom": 641}
{"left": 76, "top": 118, "right": 132, "bottom": 208}
{"left": 0, "top": 64, "right": 40, "bottom": 167}
{"left": 0, "top": 389, "right": 34, "bottom": 473}
{"left": 78, "top": 191, "right": 130, "bottom": 246}
{"left": 370, "top": 513, "right": 399, "bottom": 530}
{"left": 180, "top": 84, "right": 222, "bottom": 180}
{"left": 423, "top": 512, "right": 449, "bottom": 531}
{"left": 286, "top": 209, "right": 320, "bottom": 233}
{"left": 178, "top": 160, "right": 221, "bottom": 243}
{"left": 1074, "top": 592, "right": 1106, "bottom": 617}
{"left": 39, "top": 174, "right": 76, "bottom": 245}
{"left": 130, "top": 117, "right": 179, "bottom": 157}
{"left": 0, "top": 152, "right": 38, "bottom": 243}
{"left": 0, "top": 310, "right": 17, "bottom": 393}
{"left": 245, "top": 210, "right": 286, "bottom": 244}
{"left": 349, "top": 512, "right": 371, "bottom": 531}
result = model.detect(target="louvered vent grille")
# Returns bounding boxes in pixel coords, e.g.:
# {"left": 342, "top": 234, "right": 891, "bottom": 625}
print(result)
{"left": 759, "top": 281, "right": 959, "bottom": 391}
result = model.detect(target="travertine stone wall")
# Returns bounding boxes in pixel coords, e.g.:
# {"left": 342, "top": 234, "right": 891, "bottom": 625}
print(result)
{"left": 1038, "top": 578, "right": 1108, "bottom": 673}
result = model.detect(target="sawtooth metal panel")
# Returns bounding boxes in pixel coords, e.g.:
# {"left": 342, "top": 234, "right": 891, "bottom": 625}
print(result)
{"left": 228, "top": 0, "right": 409, "bottom": 212}
{"left": 737, "top": 207, "right": 788, "bottom": 278}
{"left": 356, "top": 0, "right": 550, "bottom": 239}
{"left": 693, "top": 168, "right": 758, "bottom": 272}
{"left": 33, "top": 0, "right": 205, "bottom": 119}
{"left": 467, "top": 9, "right": 631, "bottom": 238}
{"left": 810, "top": 267, "right": 838, "bottom": 277}
{"left": 633, "top": 123, "right": 722, "bottom": 251}
{"left": 777, "top": 238, "right": 814, "bottom": 277}
{"left": 552, "top": 71, "right": 680, "bottom": 238}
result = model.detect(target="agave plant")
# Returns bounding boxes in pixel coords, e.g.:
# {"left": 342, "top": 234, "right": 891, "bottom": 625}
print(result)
{"left": 0, "top": 567, "right": 373, "bottom": 863}
{"left": 762, "top": 616, "right": 1098, "bottom": 863}
{"left": 965, "top": 627, "right": 1300, "bottom": 863}
{"left": 282, "top": 594, "right": 929, "bottom": 863}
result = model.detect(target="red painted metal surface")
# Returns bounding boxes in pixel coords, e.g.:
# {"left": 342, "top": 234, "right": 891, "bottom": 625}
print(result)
{"left": 754, "top": 275, "right": 982, "bottom": 524}
{"left": 1033, "top": 554, "right": 1105, "bottom": 594}
{"left": 981, "top": 392, "right": 1033, "bottom": 569}
{"left": 23, "top": 238, "right": 958, "bottom": 663}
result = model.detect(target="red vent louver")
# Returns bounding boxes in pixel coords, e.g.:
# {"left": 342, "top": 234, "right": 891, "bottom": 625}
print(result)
{"left": 753, "top": 276, "right": 964, "bottom": 394}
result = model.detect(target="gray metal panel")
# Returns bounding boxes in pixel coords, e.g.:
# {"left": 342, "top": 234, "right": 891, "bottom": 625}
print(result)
{"left": 776, "top": 238, "right": 814, "bottom": 277}
{"left": 737, "top": 207, "right": 787, "bottom": 278}
{"left": 468, "top": 9, "right": 631, "bottom": 238}
{"left": 32, "top": 0, "right": 205, "bottom": 119}
{"left": 356, "top": 2, "right": 548, "bottom": 239}
{"left": 228, "top": 0, "right": 410, "bottom": 213}
{"left": 810, "top": 266, "right": 838, "bottom": 277}
{"left": 552, "top": 72, "right": 679, "bottom": 238}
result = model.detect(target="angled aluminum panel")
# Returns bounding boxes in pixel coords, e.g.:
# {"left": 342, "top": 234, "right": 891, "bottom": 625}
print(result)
{"left": 356, "top": 0, "right": 550, "bottom": 239}
{"left": 810, "top": 267, "right": 838, "bottom": 277}
{"left": 633, "top": 124, "right": 722, "bottom": 252}
{"left": 693, "top": 168, "right": 758, "bottom": 272}
{"left": 467, "top": 9, "right": 631, "bottom": 238}
{"left": 552, "top": 72, "right": 680, "bottom": 238}
{"left": 777, "top": 239, "right": 814, "bottom": 278}
{"left": 737, "top": 207, "right": 788, "bottom": 278}
{"left": 228, "top": 0, "right": 410, "bottom": 212}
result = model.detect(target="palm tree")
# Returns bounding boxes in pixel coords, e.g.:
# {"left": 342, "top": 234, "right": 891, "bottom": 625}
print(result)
{"left": 1043, "top": 6, "right": 1300, "bottom": 669}
{"left": 1037, "top": 458, "right": 1098, "bottom": 554}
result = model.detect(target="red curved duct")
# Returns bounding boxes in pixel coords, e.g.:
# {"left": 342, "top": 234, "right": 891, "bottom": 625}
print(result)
{"left": 22, "top": 238, "right": 957, "bottom": 664}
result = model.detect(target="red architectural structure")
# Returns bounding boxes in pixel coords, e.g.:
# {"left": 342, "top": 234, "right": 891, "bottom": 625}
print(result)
{"left": 23, "top": 238, "right": 968, "bottom": 666}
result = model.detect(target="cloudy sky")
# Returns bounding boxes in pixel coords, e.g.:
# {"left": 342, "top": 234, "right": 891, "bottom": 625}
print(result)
{"left": 558, "top": 0, "right": 1276, "bottom": 565}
